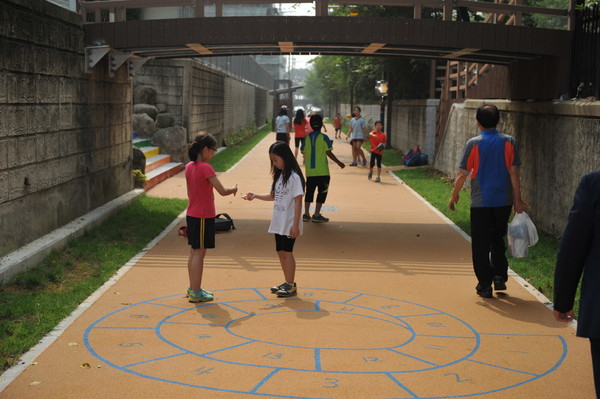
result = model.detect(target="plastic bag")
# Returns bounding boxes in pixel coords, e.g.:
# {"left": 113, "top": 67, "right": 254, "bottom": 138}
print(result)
{"left": 507, "top": 212, "right": 539, "bottom": 258}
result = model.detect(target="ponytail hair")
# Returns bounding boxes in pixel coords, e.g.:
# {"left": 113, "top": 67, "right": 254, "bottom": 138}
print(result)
{"left": 188, "top": 132, "right": 217, "bottom": 161}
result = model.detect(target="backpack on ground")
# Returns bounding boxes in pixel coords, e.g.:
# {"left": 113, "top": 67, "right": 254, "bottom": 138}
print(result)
{"left": 215, "top": 213, "right": 235, "bottom": 232}
{"left": 403, "top": 146, "right": 422, "bottom": 167}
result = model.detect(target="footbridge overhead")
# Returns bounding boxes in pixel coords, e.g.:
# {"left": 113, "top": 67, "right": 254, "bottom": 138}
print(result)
{"left": 81, "top": 0, "right": 573, "bottom": 66}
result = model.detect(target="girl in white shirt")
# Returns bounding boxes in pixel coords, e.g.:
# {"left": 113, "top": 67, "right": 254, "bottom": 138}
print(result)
{"left": 243, "top": 142, "right": 305, "bottom": 297}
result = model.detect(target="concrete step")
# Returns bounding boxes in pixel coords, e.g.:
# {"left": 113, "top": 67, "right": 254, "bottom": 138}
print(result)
{"left": 145, "top": 154, "right": 171, "bottom": 173}
{"left": 133, "top": 138, "right": 150, "bottom": 148}
{"left": 144, "top": 162, "right": 184, "bottom": 191}
{"left": 139, "top": 146, "right": 160, "bottom": 158}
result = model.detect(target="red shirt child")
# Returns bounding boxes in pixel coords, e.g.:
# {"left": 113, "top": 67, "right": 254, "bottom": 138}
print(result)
{"left": 369, "top": 130, "right": 387, "bottom": 155}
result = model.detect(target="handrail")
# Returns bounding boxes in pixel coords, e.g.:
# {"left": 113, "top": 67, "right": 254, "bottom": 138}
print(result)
{"left": 78, "top": 0, "right": 572, "bottom": 27}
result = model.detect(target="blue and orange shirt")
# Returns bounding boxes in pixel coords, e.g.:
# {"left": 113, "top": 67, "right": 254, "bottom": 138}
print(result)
{"left": 458, "top": 129, "right": 521, "bottom": 208}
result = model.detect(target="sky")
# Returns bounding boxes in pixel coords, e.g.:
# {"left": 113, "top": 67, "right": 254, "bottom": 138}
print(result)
{"left": 279, "top": 2, "right": 318, "bottom": 70}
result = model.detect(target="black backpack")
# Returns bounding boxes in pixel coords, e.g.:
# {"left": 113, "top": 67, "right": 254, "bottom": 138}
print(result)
{"left": 215, "top": 213, "right": 235, "bottom": 232}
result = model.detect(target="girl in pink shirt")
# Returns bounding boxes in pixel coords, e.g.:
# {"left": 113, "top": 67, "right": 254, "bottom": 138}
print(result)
{"left": 185, "top": 132, "right": 237, "bottom": 302}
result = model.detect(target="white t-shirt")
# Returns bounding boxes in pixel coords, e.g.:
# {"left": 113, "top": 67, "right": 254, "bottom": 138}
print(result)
{"left": 275, "top": 115, "right": 290, "bottom": 133}
{"left": 268, "top": 171, "right": 304, "bottom": 236}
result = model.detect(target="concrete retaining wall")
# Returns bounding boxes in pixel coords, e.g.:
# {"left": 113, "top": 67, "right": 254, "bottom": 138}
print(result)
{"left": 434, "top": 99, "right": 600, "bottom": 237}
{"left": 390, "top": 99, "right": 439, "bottom": 156}
{"left": 135, "top": 59, "right": 271, "bottom": 146}
{"left": 0, "top": 0, "right": 133, "bottom": 258}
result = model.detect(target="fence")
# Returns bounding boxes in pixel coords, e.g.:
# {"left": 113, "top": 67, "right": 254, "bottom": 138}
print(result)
{"left": 570, "top": 4, "right": 600, "bottom": 99}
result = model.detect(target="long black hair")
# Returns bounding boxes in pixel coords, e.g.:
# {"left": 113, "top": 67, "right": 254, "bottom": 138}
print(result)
{"left": 269, "top": 141, "right": 305, "bottom": 192}
{"left": 293, "top": 108, "right": 305, "bottom": 125}
{"left": 188, "top": 132, "right": 217, "bottom": 161}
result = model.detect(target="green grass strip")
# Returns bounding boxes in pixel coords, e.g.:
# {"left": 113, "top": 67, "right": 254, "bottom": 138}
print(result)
{"left": 393, "top": 166, "right": 561, "bottom": 303}
{"left": 0, "top": 125, "right": 272, "bottom": 372}
{"left": 0, "top": 196, "right": 187, "bottom": 371}
{"left": 210, "top": 124, "right": 272, "bottom": 172}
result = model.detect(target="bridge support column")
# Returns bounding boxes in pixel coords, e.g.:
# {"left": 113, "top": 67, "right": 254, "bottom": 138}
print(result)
{"left": 315, "top": 0, "right": 328, "bottom": 16}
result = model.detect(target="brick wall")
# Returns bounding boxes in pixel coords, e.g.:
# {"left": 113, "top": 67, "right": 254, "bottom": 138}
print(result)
{"left": 0, "top": 0, "right": 133, "bottom": 258}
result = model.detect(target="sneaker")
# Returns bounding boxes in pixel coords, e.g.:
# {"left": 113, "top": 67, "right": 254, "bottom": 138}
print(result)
{"left": 188, "top": 289, "right": 214, "bottom": 303}
{"left": 368, "top": 172, "right": 373, "bottom": 180}
{"left": 349, "top": 162, "right": 358, "bottom": 167}
{"left": 375, "top": 177, "right": 381, "bottom": 183}
{"left": 187, "top": 287, "right": 212, "bottom": 297}
{"left": 362, "top": 160, "right": 367, "bottom": 166}
{"left": 312, "top": 214, "right": 329, "bottom": 223}
{"left": 476, "top": 284, "right": 493, "bottom": 298}
{"left": 302, "top": 213, "right": 311, "bottom": 222}
{"left": 493, "top": 276, "right": 507, "bottom": 291}
{"left": 276, "top": 282, "right": 297, "bottom": 297}
{"left": 270, "top": 282, "right": 286, "bottom": 294}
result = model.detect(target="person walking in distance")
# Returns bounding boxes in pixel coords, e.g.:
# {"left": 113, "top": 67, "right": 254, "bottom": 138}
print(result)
{"left": 368, "top": 120, "right": 387, "bottom": 183}
{"left": 292, "top": 108, "right": 308, "bottom": 159}
{"left": 347, "top": 106, "right": 367, "bottom": 166}
{"left": 275, "top": 107, "right": 291, "bottom": 145}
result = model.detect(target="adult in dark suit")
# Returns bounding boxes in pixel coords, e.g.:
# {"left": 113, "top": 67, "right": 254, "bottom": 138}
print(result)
{"left": 554, "top": 169, "right": 600, "bottom": 398}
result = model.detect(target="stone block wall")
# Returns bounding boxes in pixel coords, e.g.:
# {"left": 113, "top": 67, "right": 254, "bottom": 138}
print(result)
{"left": 434, "top": 99, "right": 600, "bottom": 237}
{"left": 390, "top": 99, "right": 439, "bottom": 156}
{"left": 134, "top": 59, "right": 271, "bottom": 148}
{"left": 0, "top": 0, "right": 133, "bottom": 258}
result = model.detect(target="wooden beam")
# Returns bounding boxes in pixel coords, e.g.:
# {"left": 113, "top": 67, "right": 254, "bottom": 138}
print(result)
{"left": 362, "top": 43, "right": 386, "bottom": 54}
{"left": 443, "top": 48, "right": 479, "bottom": 59}
{"left": 279, "top": 42, "right": 294, "bottom": 53}
{"left": 187, "top": 43, "right": 213, "bottom": 55}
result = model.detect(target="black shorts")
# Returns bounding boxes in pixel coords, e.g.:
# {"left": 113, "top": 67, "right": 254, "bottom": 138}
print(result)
{"left": 294, "top": 137, "right": 305, "bottom": 148}
{"left": 186, "top": 216, "right": 215, "bottom": 249}
{"left": 370, "top": 152, "right": 382, "bottom": 168}
{"left": 305, "top": 175, "right": 330, "bottom": 204}
{"left": 275, "top": 234, "right": 296, "bottom": 252}
{"left": 276, "top": 133, "right": 289, "bottom": 144}
{"left": 351, "top": 138, "right": 364, "bottom": 145}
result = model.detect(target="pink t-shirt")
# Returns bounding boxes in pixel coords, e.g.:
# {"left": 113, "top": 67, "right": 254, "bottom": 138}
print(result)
{"left": 185, "top": 161, "right": 216, "bottom": 218}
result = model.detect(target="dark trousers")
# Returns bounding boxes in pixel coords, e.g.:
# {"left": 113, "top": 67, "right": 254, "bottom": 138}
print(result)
{"left": 470, "top": 206, "right": 512, "bottom": 287}
{"left": 591, "top": 338, "right": 600, "bottom": 398}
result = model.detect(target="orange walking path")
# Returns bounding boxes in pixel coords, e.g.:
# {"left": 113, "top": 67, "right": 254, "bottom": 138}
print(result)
{"left": 0, "top": 130, "right": 593, "bottom": 399}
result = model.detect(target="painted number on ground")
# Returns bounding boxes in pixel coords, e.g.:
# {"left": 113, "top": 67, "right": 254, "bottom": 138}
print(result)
{"left": 262, "top": 352, "right": 284, "bottom": 360}
{"left": 119, "top": 342, "right": 143, "bottom": 348}
{"left": 323, "top": 378, "right": 340, "bottom": 388}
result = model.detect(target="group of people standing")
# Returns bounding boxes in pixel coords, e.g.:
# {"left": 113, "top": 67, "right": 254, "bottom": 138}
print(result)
{"left": 276, "top": 106, "right": 388, "bottom": 182}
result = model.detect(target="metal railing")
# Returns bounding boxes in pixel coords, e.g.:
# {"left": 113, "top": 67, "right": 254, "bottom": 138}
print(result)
{"left": 78, "top": 0, "right": 574, "bottom": 30}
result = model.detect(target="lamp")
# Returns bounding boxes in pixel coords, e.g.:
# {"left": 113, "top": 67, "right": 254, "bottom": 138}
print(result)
{"left": 376, "top": 80, "right": 388, "bottom": 96}
{"left": 375, "top": 80, "right": 388, "bottom": 132}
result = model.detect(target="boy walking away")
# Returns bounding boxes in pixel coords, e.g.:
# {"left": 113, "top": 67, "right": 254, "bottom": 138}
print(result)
{"left": 368, "top": 120, "right": 386, "bottom": 182}
{"left": 448, "top": 104, "right": 528, "bottom": 298}
{"left": 301, "top": 114, "right": 345, "bottom": 223}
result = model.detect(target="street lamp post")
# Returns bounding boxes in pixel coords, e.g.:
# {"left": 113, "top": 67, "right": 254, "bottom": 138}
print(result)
{"left": 375, "top": 80, "right": 388, "bottom": 131}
